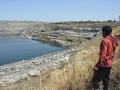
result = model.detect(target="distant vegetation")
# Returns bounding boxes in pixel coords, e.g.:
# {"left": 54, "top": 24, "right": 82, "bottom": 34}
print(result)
{"left": 53, "top": 20, "right": 118, "bottom": 24}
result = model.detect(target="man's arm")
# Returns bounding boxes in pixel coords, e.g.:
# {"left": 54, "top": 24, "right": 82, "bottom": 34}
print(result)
{"left": 94, "top": 40, "right": 107, "bottom": 69}
{"left": 99, "top": 40, "right": 108, "bottom": 63}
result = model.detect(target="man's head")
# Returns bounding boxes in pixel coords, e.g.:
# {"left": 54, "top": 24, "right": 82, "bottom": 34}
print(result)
{"left": 102, "top": 26, "right": 112, "bottom": 37}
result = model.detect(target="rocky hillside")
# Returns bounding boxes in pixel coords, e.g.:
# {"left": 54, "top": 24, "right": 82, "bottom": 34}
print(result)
{"left": 0, "top": 21, "right": 46, "bottom": 35}
{"left": 22, "top": 21, "right": 120, "bottom": 47}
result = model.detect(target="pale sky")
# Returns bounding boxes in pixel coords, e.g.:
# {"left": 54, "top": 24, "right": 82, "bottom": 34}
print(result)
{"left": 0, "top": 0, "right": 120, "bottom": 21}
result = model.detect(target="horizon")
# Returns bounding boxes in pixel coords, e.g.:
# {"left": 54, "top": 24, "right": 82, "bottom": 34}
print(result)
{"left": 0, "top": 0, "right": 120, "bottom": 21}
{"left": 0, "top": 19, "right": 119, "bottom": 23}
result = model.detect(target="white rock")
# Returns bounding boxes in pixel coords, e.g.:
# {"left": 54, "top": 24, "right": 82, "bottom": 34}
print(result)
{"left": 20, "top": 74, "right": 28, "bottom": 80}
{"left": 7, "top": 78, "right": 16, "bottom": 84}
{"left": 0, "top": 81, "right": 6, "bottom": 86}
{"left": 29, "top": 70, "right": 40, "bottom": 76}
{"left": 0, "top": 71, "right": 5, "bottom": 75}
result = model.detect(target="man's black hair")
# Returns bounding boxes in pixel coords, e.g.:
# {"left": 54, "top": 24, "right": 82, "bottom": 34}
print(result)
{"left": 102, "top": 26, "right": 112, "bottom": 35}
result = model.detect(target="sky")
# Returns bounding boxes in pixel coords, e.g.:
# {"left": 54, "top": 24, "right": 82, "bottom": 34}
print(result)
{"left": 0, "top": 0, "right": 120, "bottom": 21}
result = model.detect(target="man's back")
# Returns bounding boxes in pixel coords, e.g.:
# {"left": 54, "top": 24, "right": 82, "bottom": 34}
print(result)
{"left": 96, "top": 35, "right": 118, "bottom": 67}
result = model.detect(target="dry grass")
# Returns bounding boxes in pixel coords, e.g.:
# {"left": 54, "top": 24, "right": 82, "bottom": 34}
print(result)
{"left": 0, "top": 26, "right": 120, "bottom": 90}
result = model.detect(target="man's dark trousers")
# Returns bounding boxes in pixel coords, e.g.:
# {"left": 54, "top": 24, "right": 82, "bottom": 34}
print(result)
{"left": 92, "top": 67, "right": 111, "bottom": 90}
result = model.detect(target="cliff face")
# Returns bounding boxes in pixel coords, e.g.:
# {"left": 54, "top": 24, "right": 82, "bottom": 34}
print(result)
{"left": 0, "top": 26, "right": 119, "bottom": 90}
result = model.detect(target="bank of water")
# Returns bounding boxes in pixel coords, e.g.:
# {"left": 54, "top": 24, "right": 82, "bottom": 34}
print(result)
{"left": 0, "top": 35, "right": 64, "bottom": 65}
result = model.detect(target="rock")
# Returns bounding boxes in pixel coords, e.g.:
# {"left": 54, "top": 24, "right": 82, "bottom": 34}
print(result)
{"left": 20, "top": 74, "right": 28, "bottom": 80}
{"left": 7, "top": 78, "right": 16, "bottom": 84}
{"left": 0, "top": 71, "right": 5, "bottom": 75}
{"left": 0, "top": 81, "right": 6, "bottom": 86}
{"left": 28, "top": 70, "right": 40, "bottom": 76}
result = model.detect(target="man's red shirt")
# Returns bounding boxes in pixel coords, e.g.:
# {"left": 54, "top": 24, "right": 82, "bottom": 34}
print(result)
{"left": 96, "top": 35, "right": 118, "bottom": 67}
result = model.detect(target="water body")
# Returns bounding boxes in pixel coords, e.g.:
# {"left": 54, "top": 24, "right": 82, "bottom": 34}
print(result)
{"left": 0, "top": 35, "right": 64, "bottom": 65}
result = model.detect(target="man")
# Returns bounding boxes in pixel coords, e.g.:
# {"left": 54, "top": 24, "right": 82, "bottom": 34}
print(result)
{"left": 92, "top": 26, "right": 118, "bottom": 90}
